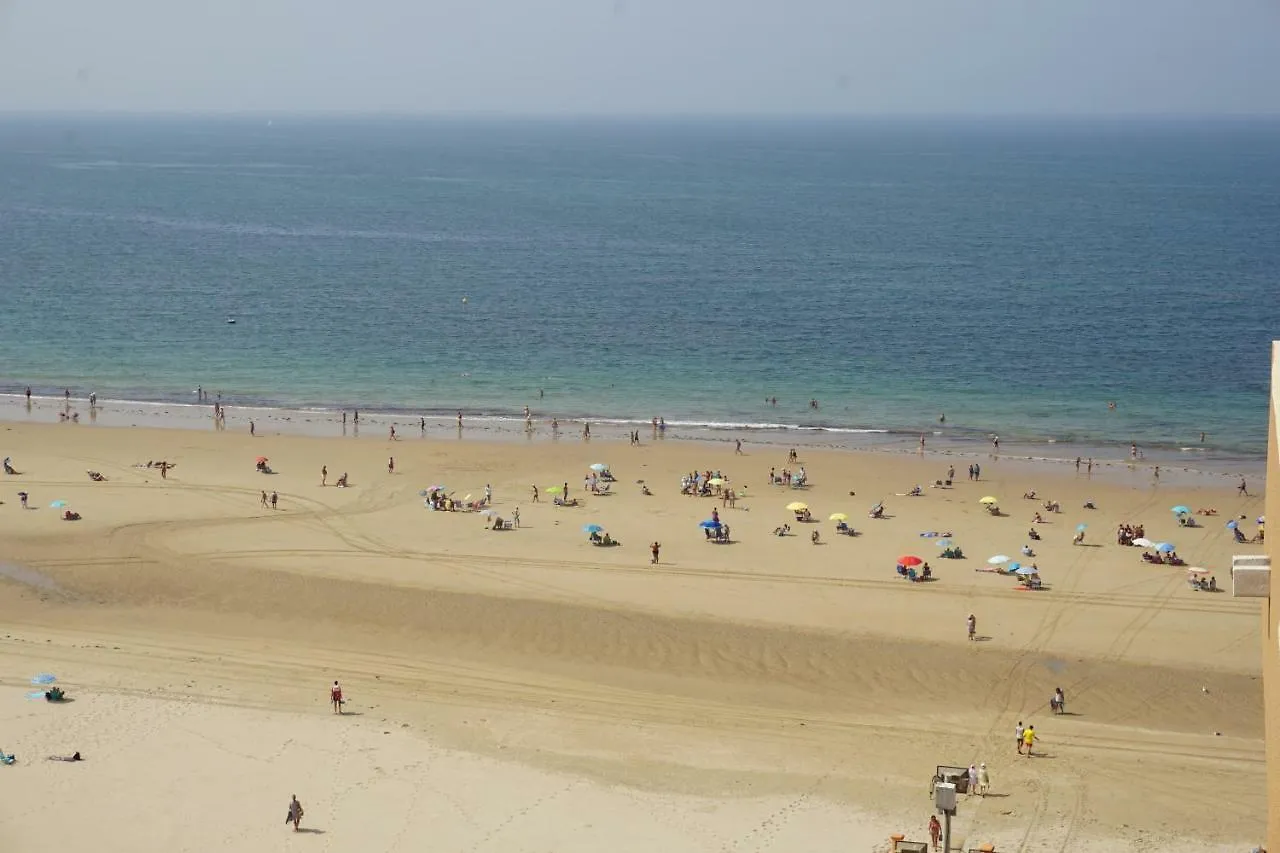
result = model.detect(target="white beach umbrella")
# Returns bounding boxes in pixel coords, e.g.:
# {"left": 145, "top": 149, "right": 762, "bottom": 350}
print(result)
{"left": 1133, "top": 537, "right": 1155, "bottom": 548}
{"left": 988, "top": 555, "right": 1010, "bottom": 565}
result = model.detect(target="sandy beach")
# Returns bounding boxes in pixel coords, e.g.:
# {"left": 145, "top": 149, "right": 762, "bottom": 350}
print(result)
{"left": 0, "top": 417, "right": 1268, "bottom": 852}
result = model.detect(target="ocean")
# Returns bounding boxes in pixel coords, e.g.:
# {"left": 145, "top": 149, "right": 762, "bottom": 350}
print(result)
{"left": 0, "top": 116, "right": 1276, "bottom": 463}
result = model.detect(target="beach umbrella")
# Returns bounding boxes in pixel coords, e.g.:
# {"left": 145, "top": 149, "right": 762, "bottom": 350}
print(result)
{"left": 31, "top": 673, "right": 56, "bottom": 685}
{"left": 699, "top": 519, "right": 722, "bottom": 529}
{"left": 829, "top": 512, "right": 849, "bottom": 522}
{"left": 583, "top": 523, "right": 604, "bottom": 533}
{"left": 1186, "top": 567, "right": 1211, "bottom": 575}
{"left": 899, "top": 555, "right": 923, "bottom": 567}
{"left": 1171, "top": 505, "right": 1190, "bottom": 515}
{"left": 1076, "top": 524, "right": 1087, "bottom": 532}
{"left": 1259, "top": 516, "right": 1266, "bottom": 525}
{"left": 936, "top": 538, "right": 952, "bottom": 548}
{"left": 479, "top": 509, "right": 497, "bottom": 517}
{"left": 427, "top": 484, "right": 445, "bottom": 492}
{"left": 1226, "top": 520, "right": 1238, "bottom": 530}
{"left": 49, "top": 500, "right": 66, "bottom": 509}
{"left": 255, "top": 456, "right": 268, "bottom": 464}
{"left": 708, "top": 478, "right": 725, "bottom": 486}
{"left": 589, "top": 463, "right": 608, "bottom": 473}
{"left": 462, "top": 494, "right": 472, "bottom": 502}
{"left": 988, "top": 555, "right": 1009, "bottom": 565}
{"left": 979, "top": 496, "right": 998, "bottom": 505}
{"left": 1014, "top": 565, "right": 1038, "bottom": 576}
{"left": 1133, "top": 538, "right": 1155, "bottom": 548}
{"left": 545, "top": 485, "right": 564, "bottom": 494}
{"left": 786, "top": 501, "right": 809, "bottom": 512}
{"left": 418, "top": 489, "right": 429, "bottom": 497}
{"left": 1156, "top": 542, "right": 1175, "bottom": 553}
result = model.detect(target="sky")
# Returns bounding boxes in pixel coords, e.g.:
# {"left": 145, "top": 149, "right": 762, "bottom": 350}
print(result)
{"left": 0, "top": 0, "right": 1277, "bottom": 115}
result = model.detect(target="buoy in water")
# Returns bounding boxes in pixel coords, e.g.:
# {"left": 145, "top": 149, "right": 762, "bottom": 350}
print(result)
{"left": 462, "top": 296, "right": 469, "bottom": 304}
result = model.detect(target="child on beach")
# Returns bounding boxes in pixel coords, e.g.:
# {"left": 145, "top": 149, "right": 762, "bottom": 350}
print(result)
{"left": 330, "top": 681, "right": 343, "bottom": 713}
{"left": 967, "top": 614, "right": 976, "bottom": 641}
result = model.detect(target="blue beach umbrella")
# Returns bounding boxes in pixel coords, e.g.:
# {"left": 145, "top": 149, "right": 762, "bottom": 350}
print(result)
{"left": 935, "top": 538, "right": 952, "bottom": 548}
{"left": 31, "top": 674, "right": 56, "bottom": 685}
{"left": 49, "top": 500, "right": 66, "bottom": 509}
{"left": 1156, "top": 542, "right": 1175, "bottom": 553}
{"left": 583, "top": 524, "right": 604, "bottom": 534}
{"left": 1170, "top": 505, "right": 1190, "bottom": 515}
{"left": 1226, "top": 520, "right": 1238, "bottom": 530}
{"left": 1076, "top": 524, "right": 1087, "bottom": 532}
{"left": 699, "top": 519, "right": 721, "bottom": 529}
{"left": 589, "top": 463, "right": 608, "bottom": 473}
{"left": 1014, "top": 565, "right": 1038, "bottom": 576}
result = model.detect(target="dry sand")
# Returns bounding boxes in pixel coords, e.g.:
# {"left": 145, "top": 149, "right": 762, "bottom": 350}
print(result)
{"left": 0, "top": 420, "right": 1267, "bottom": 851}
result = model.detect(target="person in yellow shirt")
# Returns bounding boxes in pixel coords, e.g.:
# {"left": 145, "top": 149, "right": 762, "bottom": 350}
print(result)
{"left": 1022, "top": 725, "right": 1036, "bottom": 756}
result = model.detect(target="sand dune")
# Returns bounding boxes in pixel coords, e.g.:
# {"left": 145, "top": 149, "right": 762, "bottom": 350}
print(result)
{"left": 0, "top": 421, "right": 1267, "bottom": 851}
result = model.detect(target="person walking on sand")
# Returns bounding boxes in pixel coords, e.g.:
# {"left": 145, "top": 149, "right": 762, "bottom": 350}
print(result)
{"left": 484, "top": 483, "right": 492, "bottom": 505}
{"left": 928, "top": 814, "right": 941, "bottom": 851}
{"left": 388, "top": 456, "right": 395, "bottom": 475}
{"left": 967, "top": 763, "right": 978, "bottom": 796}
{"left": 321, "top": 466, "right": 327, "bottom": 486}
{"left": 261, "top": 490, "right": 269, "bottom": 508}
{"left": 512, "top": 506, "right": 520, "bottom": 528}
{"left": 1022, "top": 724, "right": 1036, "bottom": 756}
{"left": 1239, "top": 478, "right": 1250, "bottom": 496}
{"left": 650, "top": 541, "right": 661, "bottom": 564}
{"left": 287, "top": 794, "right": 304, "bottom": 831}
{"left": 270, "top": 491, "right": 278, "bottom": 510}
{"left": 389, "top": 425, "right": 397, "bottom": 441}
{"left": 1015, "top": 721, "right": 1025, "bottom": 754}
{"left": 531, "top": 484, "right": 539, "bottom": 503}
{"left": 19, "top": 491, "right": 28, "bottom": 510}
{"left": 330, "top": 680, "right": 343, "bottom": 714}
{"left": 977, "top": 762, "right": 990, "bottom": 796}
{"left": 967, "top": 614, "right": 976, "bottom": 641}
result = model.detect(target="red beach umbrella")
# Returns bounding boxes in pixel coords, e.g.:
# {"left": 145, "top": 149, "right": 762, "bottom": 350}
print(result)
{"left": 899, "top": 555, "right": 923, "bottom": 567}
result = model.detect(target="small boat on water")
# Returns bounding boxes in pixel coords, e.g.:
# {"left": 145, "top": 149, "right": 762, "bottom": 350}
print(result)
{"left": 226, "top": 317, "right": 237, "bottom": 324}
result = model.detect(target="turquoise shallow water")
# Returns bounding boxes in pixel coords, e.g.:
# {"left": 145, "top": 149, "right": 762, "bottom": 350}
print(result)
{"left": 0, "top": 116, "right": 1276, "bottom": 460}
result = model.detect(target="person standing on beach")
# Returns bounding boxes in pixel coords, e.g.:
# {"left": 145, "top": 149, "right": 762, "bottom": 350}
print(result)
{"left": 1087, "top": 458, "right": 1093, "bottom": 475}
{"left": 342, "top": 411, "right": 347, "bottom": 426}
{"left": 25, "top": 386, "right": 31, "bottom": 403}
{"left": 261, "top": 490, "right": 269, "bottom": 508}
{"left": 1240, "top": 478, "right": 1250, "bottom": 496}
{"left": 1015, "top": 721, "right": 1025, "bottom": 754}
{"left": 388, "top": 457, "right": 395, "bottom": 475}
{"left": 321, "top": 466, "right": 328, "bottom": 486}
{"left": 967, "top": 764, "right": 978, "bottom": 796}
{"left": 735, "top": 439, "right": 743, "bottom": 455}
{"left": 1075, "top": 457, "right": 1081, "bottom": 472}
{"left": 992, "top": 435, "right": 999, "bottom": 451}
{"left": 456, "top": 410, "right": 462, "bottom": 428}
{"left": 919, "top": 434, "right": 926, "bottom": 451}
{"left": 974, "top": 463, "right": 981, "bottom": 480}
{"left": 389, "top": 425, "right": 397, "bottom": 441}
{"left": 650, "top": 542, "right": 661, "bottom": 564}
{"left": 928, "top": 815, "right": 941, "bottom": 851}
{"left": 563, "top": 482, "right": 569, "bottom": 498}
{"left": 967, "top": 614, "right": 976, "bottom": 641}
{"left": 484, "top": 483, "right": 492, "bottom": 504}
{"left": 330, "top": 680, "right": 343, "bottom": 713}
{"left": 531, "top": 485, "right": 539, "bottom": 503}
{"left": 354, "top": 409, "right": 359, "bottom": 424}
{"left": 977, "top": 762, "right": 990, "bottom": 796}
{"left": 1022, "top": 725, "right": 1035, "bottom": 756}
{"left": 287, "top": 795, "right": 304, "bottom": 831}
{"left": 583, "top": 422, "right": 591, "bottom": 439}
{"left": 270, "top": 491, "right": 278, "bottom": 510}
{"left": 249, "top": 420, "right": 256, "bottom": 437}
{"left": 89, "top": 392, "right": 96, "bottom": 408}
{"left": 512, "top": 506, "right": 520, "bottom": 528}
{"left": 420, "top": 417, "right": 425, "bottom": 432}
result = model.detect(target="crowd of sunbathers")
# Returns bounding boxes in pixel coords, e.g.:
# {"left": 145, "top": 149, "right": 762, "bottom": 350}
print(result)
{"left": 767, "top": 467, "right": 806, "bottom": 488}
{"left": 1115, "top": 523, "right": 1146, "bottom": 545}
{"left": 425, "top": 489, "right": 489, "bottom": 512}
{"left": 1141, "top": 550, "right": 1185, "bottom": 566}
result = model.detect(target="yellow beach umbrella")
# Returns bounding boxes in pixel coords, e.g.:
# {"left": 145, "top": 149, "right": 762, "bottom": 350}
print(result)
{"left": 829, "top": 512, "right": 848, "bottom": 521}
{"left": 787, "top": 501, "right": 809, "bottom": 512}
{"left": 545, "top": 485, "right": 564, "bottom": 494}
{"left": 979, "top": 496, "right": 998, "bottom": 505}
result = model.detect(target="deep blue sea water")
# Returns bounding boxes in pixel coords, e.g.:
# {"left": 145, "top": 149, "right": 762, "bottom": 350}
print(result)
{"left": 0, "top": 116, "right": 1276, "bottom": 458}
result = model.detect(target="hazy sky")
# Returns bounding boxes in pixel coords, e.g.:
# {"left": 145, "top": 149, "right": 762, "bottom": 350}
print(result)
{"left": 0, "top": 0, "right": 1277, "bottom": 114}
